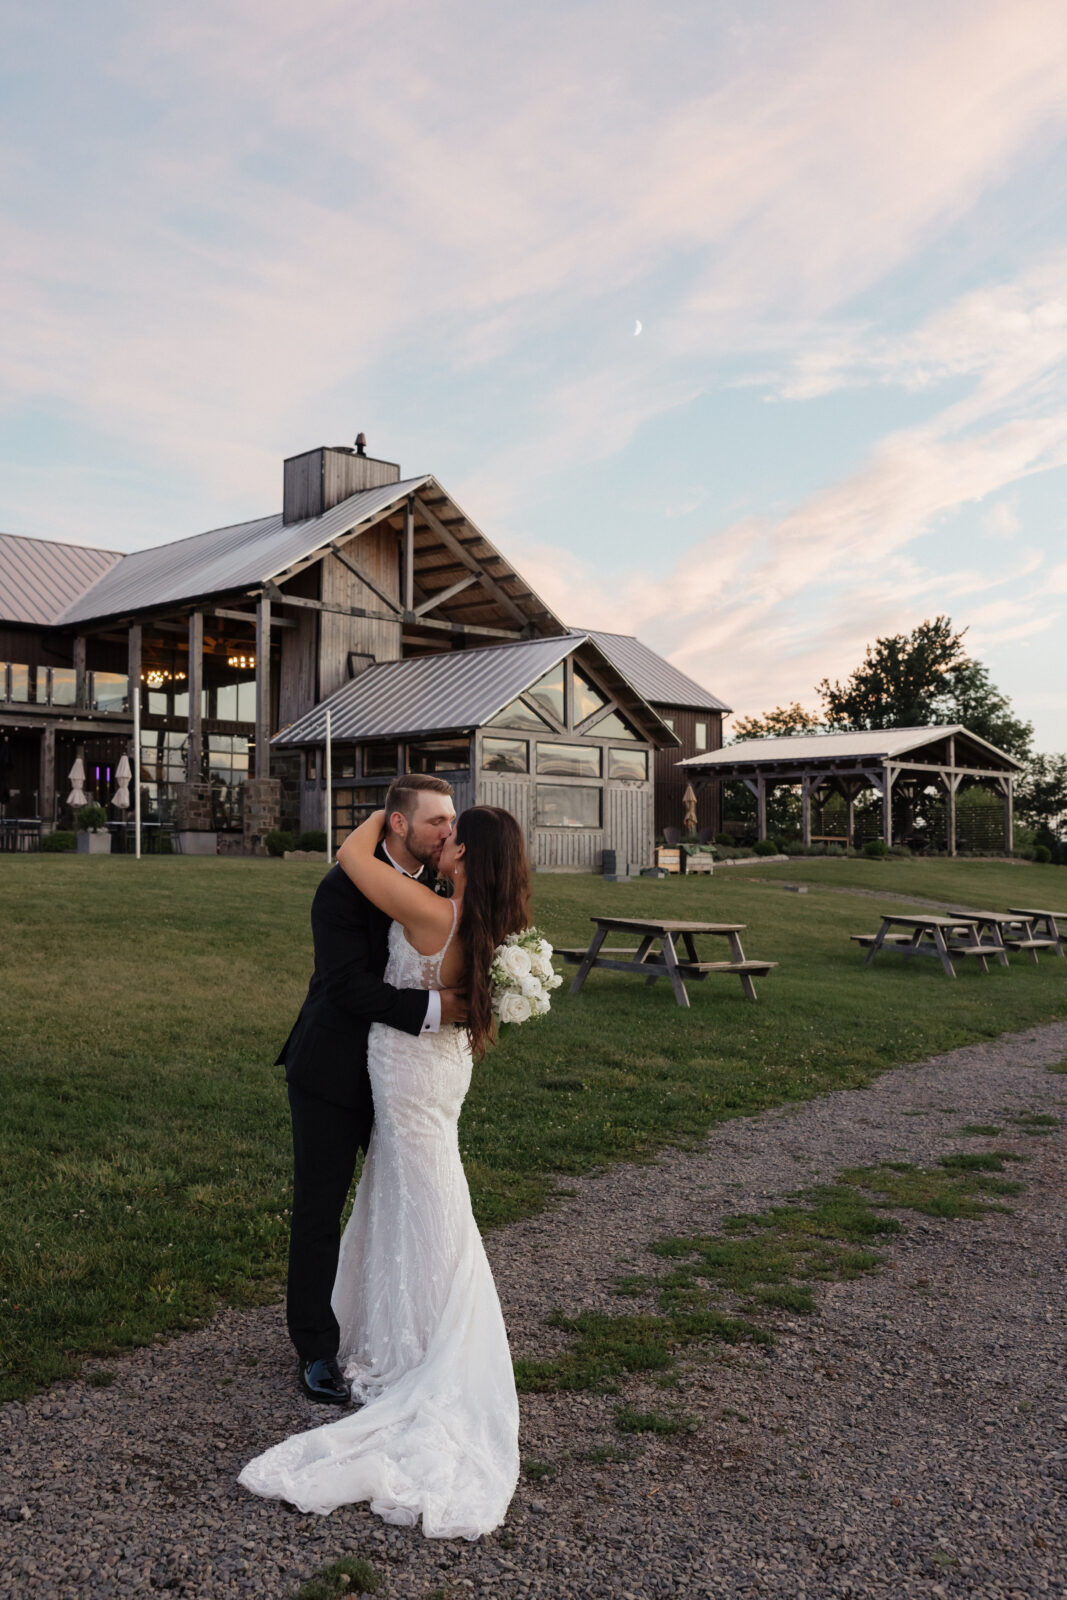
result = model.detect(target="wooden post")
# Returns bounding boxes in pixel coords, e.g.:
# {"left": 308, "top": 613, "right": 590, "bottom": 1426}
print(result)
{"left": 325, "top": 707, "right": 333, "bottom": 862}
{"left": 255, "top": 596, "right": 271, "bottom": 779}
{"left": 1004, "top": 776, "right": 1014, "bottom": 855}
{"left": 73, "top": 636, "right": 88, "bottom": 710}
{"left": 186, "top": 612, "right": 203, "bottom": 781}
{"left": 756, "top": 775, "right": 768, "bottom": 841}
{"left": 946, "top": 735, "right": 957, "bottom": 857}
{"left": 882, "top": 765, "right": 894, "bottom": 849}
{"left": 128, "top": 624, "right": 142, "bottom": 859}
{"left": 801, "top": 778, "right": 812, "bottom": 848}
{"left": 403, "top": 497, "right": 415, "bottom": 617}
{"left": 39, "top": 725, "right": 55, "bottom": 831}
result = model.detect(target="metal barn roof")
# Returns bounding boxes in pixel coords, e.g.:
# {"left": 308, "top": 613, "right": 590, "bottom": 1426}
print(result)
{"left": 577, "top": 630, "right": 731, "bottom": 712}
{"left": 680, "top": 725, "right": 1023, "bottom": 772}
{"left": 54, "top": 477, "right": 432, "bottom": 626}
{"left": 0, "top": 531, "right": 124, "bottom": 626}
{"left": 273, "top": 633, "right": 678, "bottom": 747}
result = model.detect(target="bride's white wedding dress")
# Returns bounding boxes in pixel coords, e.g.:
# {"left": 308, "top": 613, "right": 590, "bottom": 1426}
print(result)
{"left": 239, "top": 909, "right": 519, "bottom": 1539}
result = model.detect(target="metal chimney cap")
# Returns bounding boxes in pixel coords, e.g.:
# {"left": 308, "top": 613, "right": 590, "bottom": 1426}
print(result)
{"left": 354, "top": 432, "right": 367, "bottom": 456}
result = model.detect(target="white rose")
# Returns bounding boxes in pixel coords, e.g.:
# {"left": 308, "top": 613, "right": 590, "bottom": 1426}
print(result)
{"left": 498, "top": 991, "right": 532, "bottom": 1025}
{"left": 538, "top": 938, "right": 553, "bottom": 961}
{"left": 532, "top": 994, "right": 551, "bottom": 1015}
{"left": 520, "top": 974, "right": 544, "bottom": 999}
{"left": 498, "top": 944, "right": 532, "bottom": 981}
{"left": 527, "top": 954, "right": 550, "bottom": 981}
{"left": 546, "top": 972, "right": 563, "bottom": 990}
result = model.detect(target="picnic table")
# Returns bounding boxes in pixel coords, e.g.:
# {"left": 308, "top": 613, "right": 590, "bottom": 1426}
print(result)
{"left": 1006, "top": 907, "right": 1066, "bottom": 961}
{"left": 558, "top": 916, "right": 777, "bottom": 1006}
{"left": 850, "top": 912, "right": 989, "bottom": 979}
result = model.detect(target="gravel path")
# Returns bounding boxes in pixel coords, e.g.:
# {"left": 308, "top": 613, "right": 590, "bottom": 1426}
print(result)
{"left": 3, "top": 1021, "right": 1067, "bottom": 1600}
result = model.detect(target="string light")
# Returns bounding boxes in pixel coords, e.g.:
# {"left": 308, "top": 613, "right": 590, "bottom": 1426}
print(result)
{"left": 227, "top": 654, "right": 256, "bottom": 670}
{"left": 141, "top": 669, "right": 187, "bottom": 688}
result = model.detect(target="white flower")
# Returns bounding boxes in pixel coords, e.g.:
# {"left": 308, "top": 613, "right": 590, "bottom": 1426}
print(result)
{"left": 546, "top": 972, "right": 563, "bottom": 990}
{"left": 498, "top": 944, "right": 532, "bottom": 981}
{"left": 538, "top": 938, "right": 553, "bottom": 961}
{"left": 532, "top": 994, "right": 551, "bottom": 1015}
{"left": 520, "top": 974, "right": 544, "bottom": 999}
{"left": 498, "top": 991, "right": 532, "bottom": 1024}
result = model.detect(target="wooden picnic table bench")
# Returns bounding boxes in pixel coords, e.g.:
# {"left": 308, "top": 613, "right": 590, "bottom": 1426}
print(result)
{"left": 1006, "top": 908, "right": 1066, "bottom": 961}
{"left": 856, "top": 912, "right": 991, "bottom": 978}
{"left": 559, "top": 916, "right": 777, "bottom": 1006}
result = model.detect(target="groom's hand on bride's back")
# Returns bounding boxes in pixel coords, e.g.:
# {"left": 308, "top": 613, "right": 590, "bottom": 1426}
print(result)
{"left": 439, "top": 988, "right": 469, "bottom": 1026}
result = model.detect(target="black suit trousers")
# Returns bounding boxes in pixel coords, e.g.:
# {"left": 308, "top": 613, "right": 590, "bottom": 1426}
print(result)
{"left": 286, "top": 1078, "right": 374, "bottom": 1362}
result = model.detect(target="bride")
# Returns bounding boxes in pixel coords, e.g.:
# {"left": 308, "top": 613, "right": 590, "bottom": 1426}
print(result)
{"left": 239, "top": 804, "right": 530, "bottom": 1539}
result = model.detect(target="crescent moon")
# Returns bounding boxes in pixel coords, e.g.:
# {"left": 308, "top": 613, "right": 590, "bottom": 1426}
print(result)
{"left": 634, "top": 320, "right": 643, "bottom": 336}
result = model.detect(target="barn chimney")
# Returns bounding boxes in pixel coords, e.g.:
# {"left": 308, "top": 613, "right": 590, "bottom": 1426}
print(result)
{"left": 282, "top": 435, "right": 401, "bottom": 523}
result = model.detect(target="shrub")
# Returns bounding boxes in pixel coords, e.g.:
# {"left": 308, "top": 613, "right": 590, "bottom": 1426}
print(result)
{"left": 826, "top": 844, "right": 846, "bottom": 857}
{"left": 75, "top": 803, "right": 108, "bottom": 832}
{"left": 297, "top": 829, "right": 328, "bottom": 852}
{"left": 40, "top": 830, "right": 75, "bottom": 852}
{"left": 265, "top": 829, "right": 296, "bottom": 857}
{"left": 1033, "top": 844, "right": 1052, "bottom": 864}
{"left": 863, "top": 838, "right": 890, "bottom": 859}
{"left": 753, "top": 839, "right": 779, "bottom": 856}
{"left": 772, "top": 835, "right": 790, "bottom": 854}
{"left": 714, "top": 832, "right": 734, "bottom": 848}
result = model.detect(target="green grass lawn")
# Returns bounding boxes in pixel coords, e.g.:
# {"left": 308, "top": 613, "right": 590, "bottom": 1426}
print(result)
{"left": 1, "top": 854, "right": 1064, "bottom": 1400}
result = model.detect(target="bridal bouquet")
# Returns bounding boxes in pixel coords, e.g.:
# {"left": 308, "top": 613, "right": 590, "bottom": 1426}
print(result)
{"left": 491, "top": 927, "right": 562, "bottom": 1031}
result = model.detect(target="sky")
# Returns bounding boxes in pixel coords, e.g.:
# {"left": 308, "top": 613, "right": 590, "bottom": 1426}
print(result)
{"left": 2, "top": 0, "right": 1067, "bottom": 749}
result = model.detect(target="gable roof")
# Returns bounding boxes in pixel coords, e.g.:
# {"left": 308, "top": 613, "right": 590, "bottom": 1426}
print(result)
{"left": 577, "top": 629, "right": 731, "bottom": 712}
{"left": 0, "top": 531, "right": 123, "bottom": 626}
{"left": 679, "top": 725, "right": 1024, "bottom": 773}
{"left": 273, "top": 632, "right": 679, "bottom": 748}
{"left": 53, "top": 475, "right": 567, "bottom": 639}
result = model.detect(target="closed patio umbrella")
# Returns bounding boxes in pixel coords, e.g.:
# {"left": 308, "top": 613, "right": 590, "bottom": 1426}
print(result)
{"left": 682, "top": 782, "right": 698, "bottom": 834}
{"left": 67, "top": 757, "right": 88, "bottom": 808}
{"left": 113, "top": 753, "right": 132, "bottom": 810}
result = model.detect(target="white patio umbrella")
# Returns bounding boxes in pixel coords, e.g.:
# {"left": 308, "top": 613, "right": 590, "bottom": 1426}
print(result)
{"left": 67, "top": 757, "right": 88, "bottom": 808}
{"left": 113, "top": 753, "right": 132, "bottom": 810}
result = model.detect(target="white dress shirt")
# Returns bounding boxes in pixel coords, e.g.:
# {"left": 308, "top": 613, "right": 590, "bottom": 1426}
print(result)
{"left": 383, "top": 841, "right": 442, "bottom": 1033}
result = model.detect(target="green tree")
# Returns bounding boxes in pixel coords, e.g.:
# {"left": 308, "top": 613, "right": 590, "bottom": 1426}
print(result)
{"left": 817, "top": 616, "right": 967, "bottom": 730}
{"left": 939, "top": 660, "right": 1033, "bottom": 760}
{"left": 731, "top": 702, "right": 822, "bottom": 741}
{"left": 1016, "top": 753, "right": 1067, "bottom": 835}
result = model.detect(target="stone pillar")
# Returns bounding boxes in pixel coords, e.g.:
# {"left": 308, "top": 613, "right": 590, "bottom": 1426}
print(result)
{"left": 243, "top": 777, "right": 282, "bottom": 855}
{"left": 175, "top": 782, "right": 213, "bottom": 830}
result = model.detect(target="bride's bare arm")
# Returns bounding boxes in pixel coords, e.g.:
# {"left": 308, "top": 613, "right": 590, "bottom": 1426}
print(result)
{"left": 336, "top": 810, "right": 453, "bottom": 944}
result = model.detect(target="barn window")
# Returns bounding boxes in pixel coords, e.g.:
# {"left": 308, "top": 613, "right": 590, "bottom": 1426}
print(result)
{"left": 527, "top": 664, "right": 566, "bottom": 725}
{"left": 572, "top": 666, "right": 608, "bottom": 724}
{"left": 536, "top": 742, "right": 602, "bottom": 778}
{"left": 588, "top": 709, "right": 639, "bottom": 740}
{"left": 695, "top": 721, "right": 708, "bottom": 751}
{"left": 482, "top": 737, "right": 528, "bottom": 773}
{"left": 608, "top": 748, "right": 648, "bottom": 781}
{"left": 488, "top": 696, "right": 556, "bottom": 733}
{"left": 536, "top": 785, "right": 601, "bottom": 828}
{"left": 409, "top": 739, "right": 471, "bottom": 774}
{"left": 363, "top": 742, "right": 399, "bottom": 776}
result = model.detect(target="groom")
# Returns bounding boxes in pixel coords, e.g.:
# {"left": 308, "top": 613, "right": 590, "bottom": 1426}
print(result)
{"left": 277, "top": 772, "right": 468, "bottom": 1404}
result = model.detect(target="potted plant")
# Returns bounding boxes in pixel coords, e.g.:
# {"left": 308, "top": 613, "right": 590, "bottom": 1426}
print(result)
{"left": 75, "top": 802, "right": 112, "bottom": 854}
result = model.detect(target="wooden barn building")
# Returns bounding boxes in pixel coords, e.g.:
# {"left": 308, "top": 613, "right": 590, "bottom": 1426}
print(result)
{"left": 0, "top": 440, "right": 729, "bottom": 866}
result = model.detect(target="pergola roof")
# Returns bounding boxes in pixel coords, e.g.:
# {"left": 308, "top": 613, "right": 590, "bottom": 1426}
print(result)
{"left": 272, "top": 632, "right": 679, "bottom": 748}
{"left": 680, "top": 725, "right": 1024, "bottom": 776}
{"left": 52, "top": 475, "right": 566, "bottom": 637}
{"left": 0, "top": 531, "right": 123, "bottom": 626}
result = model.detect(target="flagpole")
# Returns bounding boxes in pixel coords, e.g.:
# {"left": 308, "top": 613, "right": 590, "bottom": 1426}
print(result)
{"left": 133, "top": 674, "right": 141, "bottom": 860}
{"left": 325, "top": 709, "right": 333, "bottom": 864}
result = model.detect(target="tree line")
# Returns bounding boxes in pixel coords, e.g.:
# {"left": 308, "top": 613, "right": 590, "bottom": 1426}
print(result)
{"left": 731, "top": 617, "right": 1066, "bottom": 845}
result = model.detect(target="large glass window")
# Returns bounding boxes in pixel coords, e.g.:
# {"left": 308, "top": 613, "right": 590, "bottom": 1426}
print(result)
{"left": 488, "top": 695, "right": 556, "bottom": 733}
{"left": 527, "top": 664, "right": 566, "bottom": 725}
{"left": 608, "top": 747, "right": 649, "bottom": 781}
{"left": 207, "top": 734, "right": 250, "bottom": 828}
{"left": 536, "top": 742, "right": 602, "bottom": 778}
{"left": 363, "top": 742, "right": 399, "bottom": 776}
{"left": 409, "top": 739, "right": 471, "bottom": 774}
{"left": 51, "top": 668, "right": 76, "bottom": 706}
{"left": 588, "top": 708, "right": 639, "bottom": 740}
{"left": 572, "top": 666, "right": 607, "bottom": 724}
{"left": 482, "top": 736, "right": 528, "bottom": 773}
{"left": 536, "top": 784, "right": 601, "bottom": 828}
{"left": 332, "top": 787, "right": 383, "bottom": 849}
{"left": 695, "top": 721, "right": 708, "bottom": 751}
{"left": 7, "top": 665, "right": 28, "bottom": 702}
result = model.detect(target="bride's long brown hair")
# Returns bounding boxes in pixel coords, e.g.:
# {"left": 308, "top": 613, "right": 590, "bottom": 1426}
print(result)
{"left": 454, "top": 807, "right": 531, "bottom": 1059}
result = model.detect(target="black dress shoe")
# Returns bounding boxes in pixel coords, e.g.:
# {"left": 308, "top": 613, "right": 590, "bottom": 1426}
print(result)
{"left": 300, "top": 1357, "right": 349, "bottom": 1405}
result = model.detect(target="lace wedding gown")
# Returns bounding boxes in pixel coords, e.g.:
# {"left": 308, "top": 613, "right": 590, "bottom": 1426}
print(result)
{"left": 239, "top": 910, "right": 519, "bottom": 1539}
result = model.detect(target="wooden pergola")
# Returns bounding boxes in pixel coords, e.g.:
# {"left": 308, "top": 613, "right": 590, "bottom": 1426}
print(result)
{"left": 679, "top": 725, "right": 1024, "bottom": 855}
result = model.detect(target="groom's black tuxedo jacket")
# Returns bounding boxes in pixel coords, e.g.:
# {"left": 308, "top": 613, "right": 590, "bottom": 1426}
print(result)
{"left": 276, "top": 848, "right": 432, "bottom": 1110}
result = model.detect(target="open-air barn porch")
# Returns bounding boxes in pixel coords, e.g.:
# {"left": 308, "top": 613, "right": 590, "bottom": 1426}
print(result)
{"left": 679, "top": 726, "right": 1024, "bottom": 855}
{"left": 273, "top": 632, "right": 677, "bottom": 871}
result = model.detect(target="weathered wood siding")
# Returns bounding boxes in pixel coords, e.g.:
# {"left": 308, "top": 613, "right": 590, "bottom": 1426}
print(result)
{"left": 605, "top": 782, "right": 653, "bottom": 864}
{"left": 653, "top": 706, "right": 722, "bottom": 836}
{"left": 477, "top": 775, "right": 531, "bottom": 834}
{"left": 278, "top": 607, "right": 318, "bottom": 729}
{"left": 532, "top": 828, "right": 603, "bottom": 870}
{"left": 283, "top": 447, "right": 400, "bottom": 523}
{"left": 319, "top": 526, "right": 402, "bottom": 699}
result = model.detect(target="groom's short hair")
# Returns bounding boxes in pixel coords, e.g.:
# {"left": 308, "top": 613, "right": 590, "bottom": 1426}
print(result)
{"left": 384, "top": 772, "right": 454, "bottom": 825}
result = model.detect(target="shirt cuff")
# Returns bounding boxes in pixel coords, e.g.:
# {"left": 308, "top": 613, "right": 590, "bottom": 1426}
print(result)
{"left": 422, "top": 990, "right": 442, "bottom": 1033}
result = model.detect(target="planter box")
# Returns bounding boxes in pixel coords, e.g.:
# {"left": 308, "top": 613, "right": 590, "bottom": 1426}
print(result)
{"left": 655, "top": 846, "right": 681, "bottom": 873}
{"left": 76, "top": 831, "right": 112, "bottom": 854}
{"left": 176, "top": 831, "right": 218, "bottom": 856}
{"left": 684, "top": 852, "right": 715, "bottom": 875}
